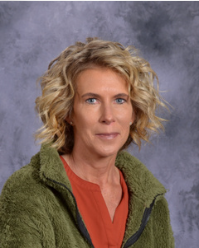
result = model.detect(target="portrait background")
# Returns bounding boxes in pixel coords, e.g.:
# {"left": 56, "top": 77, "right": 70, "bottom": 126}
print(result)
{"left": 0, "top": 2, "right": 198, "bottom": 247}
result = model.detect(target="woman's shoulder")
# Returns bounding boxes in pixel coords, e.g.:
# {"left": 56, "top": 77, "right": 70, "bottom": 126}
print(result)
{"left": 0, "top": 152, "right": 42, "bottom": 201}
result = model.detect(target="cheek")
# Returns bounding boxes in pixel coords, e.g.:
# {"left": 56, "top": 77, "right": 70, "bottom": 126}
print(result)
{"left": 74, "top": 114, "right": 95, "bottom": 131}
{"left": 119, "top": 109, "right": 134, "bottom": 125}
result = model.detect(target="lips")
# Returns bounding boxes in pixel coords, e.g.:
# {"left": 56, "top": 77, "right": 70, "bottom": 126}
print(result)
{"left": 95, "top": 133, "right": 119, "bottom": 140}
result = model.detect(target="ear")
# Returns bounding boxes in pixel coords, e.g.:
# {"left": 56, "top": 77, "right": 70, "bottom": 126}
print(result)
{"left": 66, "top": 117, "right": 74, "bottom": 126}
{"left": 130, "top": 109, "right": 136, "bottom": 125}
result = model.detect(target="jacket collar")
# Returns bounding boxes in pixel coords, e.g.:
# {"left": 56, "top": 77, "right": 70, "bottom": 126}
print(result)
{"left": 115, "top": 151, "right": 166, "bottom": 208}
{"left": 115, "top": 151, "right": 166, "bottom": 246}
{"left": 39, "top": 143, "right": 72, "bottom": 190}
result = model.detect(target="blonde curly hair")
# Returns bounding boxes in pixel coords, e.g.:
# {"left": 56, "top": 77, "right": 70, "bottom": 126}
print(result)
{"left": 35, "top": 37, "right": 167, "bottom": 154}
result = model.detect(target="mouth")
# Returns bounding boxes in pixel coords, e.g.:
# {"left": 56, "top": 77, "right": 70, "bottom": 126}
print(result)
{"left": 95, "top": 133, "right": 119, "bottom": 140}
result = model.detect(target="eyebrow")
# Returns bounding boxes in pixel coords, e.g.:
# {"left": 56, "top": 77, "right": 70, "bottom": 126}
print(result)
{"left": 81, "top": 93, "right": 129, "bottom": 98}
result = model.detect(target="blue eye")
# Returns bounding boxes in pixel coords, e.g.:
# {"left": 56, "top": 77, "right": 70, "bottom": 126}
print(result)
{"left": 86, "top": 98, "right": 97, "bottom": 104}
{"left": 115, "top": 98, "right": 126, "bottom": 104}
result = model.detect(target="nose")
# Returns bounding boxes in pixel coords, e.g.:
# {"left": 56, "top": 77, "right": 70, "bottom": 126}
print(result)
{"left": 99, "top": 102, "right": 115, "bottom": 124}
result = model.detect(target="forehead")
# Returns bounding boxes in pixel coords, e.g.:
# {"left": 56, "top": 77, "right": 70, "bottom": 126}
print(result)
{"left": 75, "top": 67, "right": 129, "bottom": 94}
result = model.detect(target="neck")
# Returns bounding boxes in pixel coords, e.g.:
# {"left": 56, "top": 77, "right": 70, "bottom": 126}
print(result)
{"left": 63, "top": 150, "right": 119, "bottom": 188}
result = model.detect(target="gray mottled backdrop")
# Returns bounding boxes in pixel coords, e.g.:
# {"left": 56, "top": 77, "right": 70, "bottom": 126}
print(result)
{"left": 0, "top": 2, "right": 198, "bottom": 247}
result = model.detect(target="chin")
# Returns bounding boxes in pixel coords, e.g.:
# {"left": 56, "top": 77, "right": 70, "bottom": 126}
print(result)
{"left": 94, "top": 146, "right": 121, "bottom": 158}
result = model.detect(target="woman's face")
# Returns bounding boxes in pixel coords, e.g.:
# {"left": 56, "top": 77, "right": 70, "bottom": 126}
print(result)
{"left": 70, "top": 67, "right": 135, "bottom": 159}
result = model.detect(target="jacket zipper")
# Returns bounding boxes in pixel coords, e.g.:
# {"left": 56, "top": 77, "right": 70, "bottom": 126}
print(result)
{"left": 45, "top": 174, "right": 160, "bottom": 248}
{"left": 44, "top": 174, "right": 94, "bottom": 248}
{"left": 123, "top": 195, "right": 161, "bottom": 248}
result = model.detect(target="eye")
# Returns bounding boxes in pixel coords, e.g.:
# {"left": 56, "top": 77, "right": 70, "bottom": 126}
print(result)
{"left": 86, "top": 98, "right": 97, "bottom": 104}
{"left": 115, "top": 98, "right": 126, "bottom": 104}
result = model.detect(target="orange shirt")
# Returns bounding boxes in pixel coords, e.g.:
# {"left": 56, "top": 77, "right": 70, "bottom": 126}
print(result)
{"left": 60, "top": 157, "right": 129, "bottom": 248}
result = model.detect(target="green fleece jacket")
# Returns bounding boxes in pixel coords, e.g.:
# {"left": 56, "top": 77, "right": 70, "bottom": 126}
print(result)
{"left": 0, "top": 144, "right": 174, "bottom": 247}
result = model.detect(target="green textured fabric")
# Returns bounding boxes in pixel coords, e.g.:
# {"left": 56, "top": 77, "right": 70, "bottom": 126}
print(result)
{"left": 0, "top": 144, "right": 175, "bottom": 247}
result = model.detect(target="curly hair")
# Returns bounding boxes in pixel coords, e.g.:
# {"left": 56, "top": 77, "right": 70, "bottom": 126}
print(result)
{"left": 35, "top": 37, "right": 168, "bottom": 154}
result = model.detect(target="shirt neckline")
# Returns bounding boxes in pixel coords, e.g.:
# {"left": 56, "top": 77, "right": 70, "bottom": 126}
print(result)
{"left": 60, "top": 156, "right": 101, "bottom": 191}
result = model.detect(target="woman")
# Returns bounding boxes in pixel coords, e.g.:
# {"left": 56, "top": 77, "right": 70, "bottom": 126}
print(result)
{"left": 0, "top": 37, "right": 174, "bottom": 247}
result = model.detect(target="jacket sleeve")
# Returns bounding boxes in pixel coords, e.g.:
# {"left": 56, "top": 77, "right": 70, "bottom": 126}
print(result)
{"left": 152, "top": 196, "right": 175, "bottom": 248}
{"left": 0, "top": 174, "right": 55, "bottom": 248}
{"left": 0, "top": 212, "right": 43, "bottom": 248}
